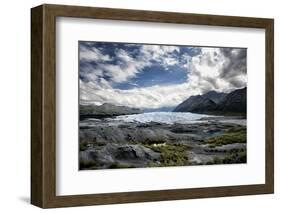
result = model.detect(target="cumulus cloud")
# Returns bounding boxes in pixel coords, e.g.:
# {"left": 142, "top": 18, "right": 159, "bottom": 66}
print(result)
{"left": 79, "top": 43, "right": 183, "bottom": 84}
{"left": 80, "top": 45, "right": 112, "bottom": 62}
{"left": 80, "top": 46, "right": 145, "bottom": 84}
{"left": 79, "top": 42, "right": 247, "bottom": 109}
{"left": 187, "top": 48, "right": 247, "bottom": 93}
{"left": 140, "top": 45, "right": 180, "bottom": 67}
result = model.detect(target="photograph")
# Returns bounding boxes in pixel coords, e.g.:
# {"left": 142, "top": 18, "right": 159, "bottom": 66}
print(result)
{"left": 78, "top": 41, "right": 247, "bottom": 170}
{"left": 30, "top": 4, "right": 274, "bottom": 208}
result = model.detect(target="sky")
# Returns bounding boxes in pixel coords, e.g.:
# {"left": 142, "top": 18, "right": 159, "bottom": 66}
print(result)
{"left": 79, "top": 41, "right": 247, "bottom": 109}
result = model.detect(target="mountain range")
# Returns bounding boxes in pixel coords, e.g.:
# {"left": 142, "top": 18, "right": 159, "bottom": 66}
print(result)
{"left": 80, "top": 103, "right": 142, "bottom": 119}
{"left": 173, "top": 87, "right": 246, "bottom": 115}
{"left": 80, "top": 87, "right": 246, "bottom": 119}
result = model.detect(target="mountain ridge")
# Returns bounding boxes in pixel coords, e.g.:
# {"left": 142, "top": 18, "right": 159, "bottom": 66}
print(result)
{"left": 80, "top": 103, "right": 142, "bottom": 119}
{"left": 173, "top": 87, "right": 246, "bottom": 116}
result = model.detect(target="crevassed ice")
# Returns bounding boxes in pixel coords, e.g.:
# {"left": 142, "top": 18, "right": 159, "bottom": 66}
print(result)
{"left": 112, "top": 112, "right": 212, "bottom": 124}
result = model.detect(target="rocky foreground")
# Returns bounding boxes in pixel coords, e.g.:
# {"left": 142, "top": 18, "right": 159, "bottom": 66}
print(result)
{"left": 79, "top": 119, "right": 246, "bottom": 170}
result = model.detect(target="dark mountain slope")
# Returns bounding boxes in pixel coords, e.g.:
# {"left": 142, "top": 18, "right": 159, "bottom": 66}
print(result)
{"left": 173, "top": 95, "right": 217, "bottom": 113}
{"left": 216, "top": 87, "right": 246, "bottom": 114}
{"left": 80, "top": 103, "right": 142, "bottom": 119}
{"left": 173, "top": 88, "right": 246, "bottom": 115}
{"left": 202, "top": 91, "right": 227, "bottom": 104}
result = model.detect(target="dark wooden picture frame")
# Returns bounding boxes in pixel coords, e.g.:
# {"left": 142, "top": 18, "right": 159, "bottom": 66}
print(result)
{"left": 31, "top": 4, "right": 274, "bottom": 208}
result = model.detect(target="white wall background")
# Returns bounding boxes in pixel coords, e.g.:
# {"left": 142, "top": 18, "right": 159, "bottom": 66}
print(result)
{"left": 0, "top": 0, "right": 279, "bottom": 212}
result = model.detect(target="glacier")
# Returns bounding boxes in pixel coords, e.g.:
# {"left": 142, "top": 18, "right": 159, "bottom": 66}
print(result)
{"left": 111, "top": 112, "right": 214, "bottom": 124}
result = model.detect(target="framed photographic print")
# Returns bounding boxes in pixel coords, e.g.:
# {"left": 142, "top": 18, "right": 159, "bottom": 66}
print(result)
{"left": 31, "top": 4, "right": 274, "bottom": 208}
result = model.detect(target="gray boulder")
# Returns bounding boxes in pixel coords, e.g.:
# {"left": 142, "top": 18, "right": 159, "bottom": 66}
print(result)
{"left": 80, "top": 144, "right": 160, "bottom": 169}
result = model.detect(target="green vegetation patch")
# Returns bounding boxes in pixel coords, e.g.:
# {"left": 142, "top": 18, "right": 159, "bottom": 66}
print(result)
{"left": 79, "top": 160, "right": 98, "bottom": 170}
{"left": 143, "top": 137, "right": 167, "bottom": 145}
{"left": 79, "top": 141, "right": 89, "bottom": 151}
{"left": 204, "top": 126, "right": 246, "bottom": 148}
{"left": 109, "top": 162, "right": 136, "bottom": 169}
{"left": 208, "top": 149, "right": 246, "bottom": 165}
{"left": 145, "top": 143, "right": 190, "bottom": 167}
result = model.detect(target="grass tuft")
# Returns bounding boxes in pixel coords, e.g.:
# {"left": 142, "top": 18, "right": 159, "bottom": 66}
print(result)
{"left": 145, "top": 143, "right": 190, "bottom": 167}
{"left": 207, "top": 149, "right": 246, "bottom": 165}
{"left": 109, "top": 163, "right": 136, "bottom": 169}
{"left": 204, "top": 127, "right": 246, "bottom": 147}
